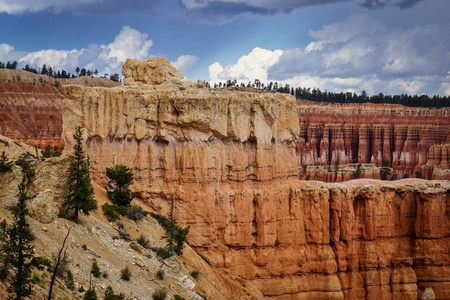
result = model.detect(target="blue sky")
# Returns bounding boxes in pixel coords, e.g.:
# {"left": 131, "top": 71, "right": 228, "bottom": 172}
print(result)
{"left": 0, "top": 0, "right": 449, "bottom": 96}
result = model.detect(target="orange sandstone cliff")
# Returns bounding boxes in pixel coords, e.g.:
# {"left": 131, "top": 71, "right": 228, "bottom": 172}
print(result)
{"left": 296, "top": 101, "right": 450, "bottom": 181}
{"left": 0, "top": 69, "right": 118, "bottom": 149}
{"left": 60, "top": 58, "right": 450, "bottom": 299}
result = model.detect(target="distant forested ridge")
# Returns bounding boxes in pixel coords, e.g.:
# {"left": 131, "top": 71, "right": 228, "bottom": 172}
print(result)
{"left": 213, "top": 79, "right": 449, "bottom": 108}
{"left": 0, "top": 60, "right": 120, "bottom": 82}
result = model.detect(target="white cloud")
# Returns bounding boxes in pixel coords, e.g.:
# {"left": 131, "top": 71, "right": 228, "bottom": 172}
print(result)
{"left": 387, "top": 78, "right": 428, "bottom": 95}
{"left": 105, "top": 26, "right": 153, "bottom": 72}
{"left": 440, "top": 82, "right": 450, "bottom": 96}
{"left": 285, "top": 74, "right": 378, "bottom": 94}
{"left": 8, "top": 26, "right": 153, "bottom": 76}
{"left": 170, "top": 55, "right": 199, "bottom": 73}
{"left": 209, "top": 14, "right": 450, "bottom": 96}
{"left": 209, "top": 47, "right": 283, "bottom": 84}
{"left": 0, "top": 44, "right": 14, "bottom": 60}
{"left": 208, "top": 62, "right": 224, "bottom": 83}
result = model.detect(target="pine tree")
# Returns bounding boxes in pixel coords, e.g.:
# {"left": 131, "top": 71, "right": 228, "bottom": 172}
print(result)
{"left": 0, "top": 151, "right": 13, "bottom": 172}
{"left": 64, "top": 126, "right": 97, "bottom": 223}
{"left": 1, "top": 160, "right": 45, "bottom": 300}
{"left": 41, "top": 64, "right": 48, "bottom": 75}
{"left": 106, "top": 165, "right": 134, "bottom": 206}
{"left": 163, "top": 196, "right": 190, "bottom": 256}
{"left": 351, "top": 163, "right": 362, "bottom": 179}
{"left": 380, "top": 160, "right": 391, "bottom": 180}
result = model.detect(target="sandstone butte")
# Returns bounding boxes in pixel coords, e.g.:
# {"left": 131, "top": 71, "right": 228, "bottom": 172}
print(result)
{"left": 0, "top": 69, "right": 118, "bottom": 150}
{"left": 54, "top": 57, "right": 450, "bottom": 299}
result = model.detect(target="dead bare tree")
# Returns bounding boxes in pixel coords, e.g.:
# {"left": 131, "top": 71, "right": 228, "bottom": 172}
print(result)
{"left": 47, "top": 227, "right": 71, "bottom": 300}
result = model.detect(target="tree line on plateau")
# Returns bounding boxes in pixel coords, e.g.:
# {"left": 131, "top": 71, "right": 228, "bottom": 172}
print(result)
{"left": 0, "top": 60, "right": 120, "bottom": 83}
{"left": 215, "top": 78, "right": 450, "bottom": 108}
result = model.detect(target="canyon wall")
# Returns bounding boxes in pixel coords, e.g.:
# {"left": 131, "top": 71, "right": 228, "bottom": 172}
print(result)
{"left": 60, "top": 58, "right": 450, "bottom": 299}
{"left": 296, "top": 101, "right": 450, "bottom": 181}
{"left": 2, "top": 69, "right": 449, "bottom": 182}
{"left": 0, "top": 69, "right": 118, "bottom": 150}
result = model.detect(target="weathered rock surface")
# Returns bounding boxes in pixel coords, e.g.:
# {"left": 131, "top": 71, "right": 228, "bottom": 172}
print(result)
{"left": 296, "top": 101, "right": 450, "bottom": 181}
{"left": 0, "top": 69, "right": 118, "bottom": 150}
{"left": 0, "top": 136, "right": 70, "bottom": 223}
{"left": 60, "top": 58, "right": 450, "bottom": 299}
{"left": 122, "top": 57, "right": 187, "bottom": 87}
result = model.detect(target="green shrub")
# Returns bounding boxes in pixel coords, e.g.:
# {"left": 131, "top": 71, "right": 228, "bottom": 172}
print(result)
{"left": 102, "top": 203, "right": 120, "bottom": 222}
{"left": 31, "top": 271, "right": 41, "bottom": 285}
{"left": 102, "top": 271, "right": 108, "bottom": 278}
{"left": 65, "top": 270, "right": 75, "bottom": 290}
{"left": 127, "top": 205, "right": 144, "bottom": 222}
{"left": 78, "top": 286, "right": 85, "bottom": 292}
{"left": 104, "top": 286, "right": 116, "bottom": 300}
{"left": 152, "top": 288, "right": 167, "bottom": 300}
{"left": 120, "top": 266, "right": 131, "bottom": 281}
{"left": 104, "top": 285, "right": 124, "bottom": 300}
{"left": 156, "top": 248, "right": 173, "bottom": 260}
{"left": 190, "top": 269, "right": 200, "bottom": 280}
{"left": 91, "top": 258, "right": 101, "bottom": 278}
{"left": 137, "top": 234, "right": 149, "bottom": 248}
{"left": 415, "top": 170, "right": 423, "bottom": 179}
{"left": 402, "top": 172, "right": 410, "bottom": 179}
{"left": 83, "top": 288, "right": 98, "bottom": 300}
{"left": 41, "top": 145, "right": 62, "bottom": 158}
{"left": 156, "top": 269, "right": 164, "bottom": 280}
{"left": 173, "top": 295, "right": 186, "bottom": 300}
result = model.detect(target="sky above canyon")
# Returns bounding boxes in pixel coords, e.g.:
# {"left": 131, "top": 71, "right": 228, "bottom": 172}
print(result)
{"left": 0, "top": 0, "right": 449, "bottom": 96}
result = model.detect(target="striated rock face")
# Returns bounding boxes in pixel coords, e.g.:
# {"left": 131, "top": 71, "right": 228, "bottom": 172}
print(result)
{"left": 61, "top": 59, "right": 450, "bottom": 299}
{"left": 0, "top": 69, "right": 118, "bottom": 150}
{"left": 61, "top": 58, "right": 300, "bottom": 188}
{"left": 296, "top": 101, "right": 450, "bottom": 181}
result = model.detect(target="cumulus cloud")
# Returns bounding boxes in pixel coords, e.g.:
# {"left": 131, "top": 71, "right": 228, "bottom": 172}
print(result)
{"left": 6, "top": 26, "right": 152, "bottom": 76}
{"left": 209, "top": 47, "right": 283, "bottom": 83}
{"left": 0, "top": 44, "right": 15, "bottom": 60}
{"left": 170, "top": 55, "right": 199, "bottom": 73}
{"left": 208, "top": 14, "right": 450, "bottom": 95}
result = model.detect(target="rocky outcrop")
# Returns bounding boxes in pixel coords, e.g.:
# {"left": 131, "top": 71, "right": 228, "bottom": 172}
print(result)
{"left": 0, "top": 136, "right": 70, "bottom": 223}
{"left": 296, "top": 101, "right": 450, "bottom": 181}
{"left": 0, "top": 69, "right": 118, "bottom": 150}
{"left": 60, "top": 58, "right": 450, "bottom": 299}
{"left": 61, "top": 58, "right": 300, "bottom": 188}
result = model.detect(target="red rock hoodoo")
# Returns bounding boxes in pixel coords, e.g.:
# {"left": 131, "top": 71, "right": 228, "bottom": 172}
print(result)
{"left": 59, "top": 58, "right": 450, "bottom": 299}
{"left": 296, "top": 100, "right": 450, "bottom": 181}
